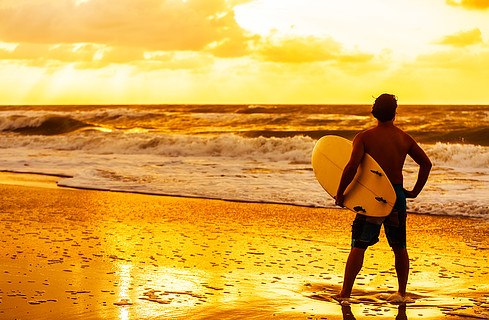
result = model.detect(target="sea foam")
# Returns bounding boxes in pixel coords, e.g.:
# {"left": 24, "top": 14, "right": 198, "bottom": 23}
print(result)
{"left": 0, "top": 131, "right": 488, "bottom": 218}
{"left": 1, "top": 131, "right": 488, "bottom": 168}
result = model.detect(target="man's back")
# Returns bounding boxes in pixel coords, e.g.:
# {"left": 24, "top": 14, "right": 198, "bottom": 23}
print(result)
{"left": 336, "top": 93, "right": 431, "bottom": 204}
{"left": 359, "top": 123, "right": 414, "bottom": 185}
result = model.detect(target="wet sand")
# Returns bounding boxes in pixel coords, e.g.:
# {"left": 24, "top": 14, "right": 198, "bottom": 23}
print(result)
{"left": 0, "top": 172, "right": 488, "bottom": 320}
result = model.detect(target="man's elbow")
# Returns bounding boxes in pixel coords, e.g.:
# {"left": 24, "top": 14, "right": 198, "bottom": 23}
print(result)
{"left": 423, "top": 159, "right": 432, "bottom": 171}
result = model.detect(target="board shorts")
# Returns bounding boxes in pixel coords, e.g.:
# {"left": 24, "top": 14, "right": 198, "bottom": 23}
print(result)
{"left": 351, "top": 185, "right": 407, "bottom": 249}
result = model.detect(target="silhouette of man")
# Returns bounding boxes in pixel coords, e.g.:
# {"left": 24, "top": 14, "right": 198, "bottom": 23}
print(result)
{"left": 334, "top": 94, "right": 432, "bottom": 302}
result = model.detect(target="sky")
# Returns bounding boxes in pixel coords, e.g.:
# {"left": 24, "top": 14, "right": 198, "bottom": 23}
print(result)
{"left": 0, "top": 0, "right": 488, "bottom": 104}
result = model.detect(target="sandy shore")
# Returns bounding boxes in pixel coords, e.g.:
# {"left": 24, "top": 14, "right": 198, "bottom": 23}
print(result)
{"left": 0, "top": 172, "right": 488, "bottom": 320}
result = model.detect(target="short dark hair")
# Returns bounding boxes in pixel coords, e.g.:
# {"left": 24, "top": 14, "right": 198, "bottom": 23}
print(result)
{"left": 371, "top": 94, "right": 397, "bottom": 122}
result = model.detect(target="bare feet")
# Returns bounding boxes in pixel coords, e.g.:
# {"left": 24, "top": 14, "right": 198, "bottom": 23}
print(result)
{"left": 332, "top": 294, "right": 351, "bottom": 305}
{"left": 387, "top": 292, "right": 413, "bottom": 304}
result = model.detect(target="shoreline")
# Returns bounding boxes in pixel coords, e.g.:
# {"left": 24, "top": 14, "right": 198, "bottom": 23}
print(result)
{"left": 1, "top": 172, "right": 488, "bottom": 319}
{"left": 2, "top": 170, "right": 328, "bottom": 208}
{"left": 1, "top": 171, "right": 479, "bottom": 219}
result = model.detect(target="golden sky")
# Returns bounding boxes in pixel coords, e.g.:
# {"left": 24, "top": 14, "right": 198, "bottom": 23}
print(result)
{"left": 0, "top": 0, "right": 488, "bottom": 104}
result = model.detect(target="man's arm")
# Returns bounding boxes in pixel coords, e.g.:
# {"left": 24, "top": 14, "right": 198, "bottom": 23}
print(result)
{"left": 404, "top": 140, "right": 432, "bottom": 198}
{"left": 335, "top": 134, "right": 365, "bottom": 206}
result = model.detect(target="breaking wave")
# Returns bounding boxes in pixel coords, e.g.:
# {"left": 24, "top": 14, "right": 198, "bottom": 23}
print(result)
{"left": 0, "top": 114, "right": 92, "bottom": 135}
{"left": 1, "top": 130, "right": 488, "bottom": 169}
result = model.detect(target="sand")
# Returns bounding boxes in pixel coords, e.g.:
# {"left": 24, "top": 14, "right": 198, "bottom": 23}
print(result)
{"left": 0, "top": 172, "right": 488, "bottom": 320}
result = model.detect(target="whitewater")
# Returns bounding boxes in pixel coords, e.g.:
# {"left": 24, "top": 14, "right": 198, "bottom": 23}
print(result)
{"left": 0, "top": 105, "right": 488, "bottom": 219}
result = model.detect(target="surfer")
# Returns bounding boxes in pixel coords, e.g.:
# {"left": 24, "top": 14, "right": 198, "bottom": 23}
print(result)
{"left": 334, "top": 94, "right": 432, "bottom": 303}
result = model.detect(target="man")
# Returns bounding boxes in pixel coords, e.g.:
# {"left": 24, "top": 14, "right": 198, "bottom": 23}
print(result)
{"left": 334, "top": 94, "right": 432, "bottom": 303}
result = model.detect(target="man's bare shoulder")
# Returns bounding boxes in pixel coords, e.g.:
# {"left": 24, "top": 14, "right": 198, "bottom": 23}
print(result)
{"left": 359, "top": 125, "right": 417, "bottom": 152}
{"left": 352, "top": 131, "right": 370, "bottom": 146}
{"left": 396, "top": 128, "right": 416, "bottom": 144}
{"left": 356, "top": 127, "right": 386, "bottom": 140}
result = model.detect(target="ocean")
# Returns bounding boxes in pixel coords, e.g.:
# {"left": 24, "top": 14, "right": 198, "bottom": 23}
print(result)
{"left": 0, "top": 104, "right": 488, "bottom": 219}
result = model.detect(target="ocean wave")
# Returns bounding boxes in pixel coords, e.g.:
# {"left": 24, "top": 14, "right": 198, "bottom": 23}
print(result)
{"left": 425, "top": 143, "right": 489, "bottom": 169}
{"left": 0, "top": 108, "right": 160, "bottom": 125}
{"left": 409, "top": 200, "right": 489, "bottom": 218}
{"left": 2, "top": 106, "right": 489, "bottom": 146}
{"left": 75, "top": 108, "right": 162, "bottom": 124}
{"left": 1, "top": 130, "right": 489, "bottom": 169}
{"left": 414, "top": 128, "right": 489, "bottom": 146}
{"left": 0, "top": 132, "right": 315, "bottom": 164}
{"left": 0, "top": 114, "right": 92, "bottom": 135}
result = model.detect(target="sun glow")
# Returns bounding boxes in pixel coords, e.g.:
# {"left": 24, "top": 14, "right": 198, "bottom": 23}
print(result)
{"left": 0, "top": 0, "right": 488, "bottom": 104}
{"left": 75, "top": 0, "right": 89, "bottom": 6}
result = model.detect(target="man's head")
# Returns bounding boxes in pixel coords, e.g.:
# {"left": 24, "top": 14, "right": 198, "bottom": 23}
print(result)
{"left": 372, "top": 94, "right": 397, "bottom": 122}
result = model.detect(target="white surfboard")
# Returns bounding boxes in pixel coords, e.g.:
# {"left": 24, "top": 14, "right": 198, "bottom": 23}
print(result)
{"left": 311, "top": 135, "right": 396, "bottom": 217}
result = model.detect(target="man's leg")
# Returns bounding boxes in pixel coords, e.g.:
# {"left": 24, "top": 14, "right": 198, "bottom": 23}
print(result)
{"left": 338, "top": 247, "right": 366, "bottom": 298}
{"left": 392, "top": 245, "right": 409, "bottom": 296}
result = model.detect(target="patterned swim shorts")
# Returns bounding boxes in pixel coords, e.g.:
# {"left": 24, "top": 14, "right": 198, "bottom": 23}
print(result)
{"left": 351, "top": 185, "right": 407, "bottom": 249}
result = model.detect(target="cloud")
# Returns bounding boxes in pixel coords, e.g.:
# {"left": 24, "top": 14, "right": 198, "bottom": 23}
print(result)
{"left": 337, "top": 53, "right": 375, "bottom": 64}
{"left": 254, "top": 34, "right": 374, "bottom": 64}
{"left": 256, "top": 35, "right": 341, "bottom": 63}
{"left": 0, "top": 42, "right": 215, "bottom": 71}
{"left": 415, "top": 47, "right": 489, "bottom": 72}
{"left": 436, "top": 28, "right": 483, "bottom": 47}
{"left": 133, "top": 52, "right": 215, "bottom": 71}
{"left": 0, "top": 0, "right": 381, "bottom": 71}
{"left": 0, "top": 43, "right": 100, "bottom": 67}
{"left": 0, "top": 43, "right": 139, "bottom": 65}
{"left": 0, "top": 0, "right": 254, "bottom": 54}
{"left": 446, "top": 0, "right": 489, "bottom": 10}
{"left": 203, "top": 12, "right": 260, "bottom": 58}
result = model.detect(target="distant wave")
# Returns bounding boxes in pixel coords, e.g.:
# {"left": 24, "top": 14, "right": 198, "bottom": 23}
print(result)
{"left": 0, "top": 115, "right": 92, "bottom": 135}
{"left": 2, "top": 106, "right": 489, "bottom": 145}
{"left": 1, "top": 108, "right": 159, "bottom": 125}
{"left": 416, "top": 127, "right": 489, "bottom": 146}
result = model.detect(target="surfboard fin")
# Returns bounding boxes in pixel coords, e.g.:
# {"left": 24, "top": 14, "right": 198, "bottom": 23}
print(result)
{"left": 375, "top": 197, "right": 387, "bottom": 203}
{"left": 353, "top": 206, "right": 366, "bottom": 213}
{"left": 370, "top": 170, "right": 382, "bottom": 176}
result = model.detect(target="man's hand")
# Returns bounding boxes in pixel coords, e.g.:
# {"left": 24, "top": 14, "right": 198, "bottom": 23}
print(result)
{"left": 403, "top": 188, "right": 417, "bottom": 198}
{"left": 335, "top": 193, "right": 345, "bottom": 207}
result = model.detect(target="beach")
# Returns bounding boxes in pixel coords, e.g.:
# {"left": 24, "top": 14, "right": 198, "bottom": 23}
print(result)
{"left": 1, "top": 172, "right": 488, "bottom": 320}
{"left": 1, "top": 0, "right": 489, "bottom": 318}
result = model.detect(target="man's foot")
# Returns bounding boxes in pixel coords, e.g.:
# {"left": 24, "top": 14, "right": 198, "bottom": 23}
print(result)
{"left": 332, "top": 294, "right": 351, "bottom": 306}
{"left": 386, "top": 292, "right": 413, "bottom": 304}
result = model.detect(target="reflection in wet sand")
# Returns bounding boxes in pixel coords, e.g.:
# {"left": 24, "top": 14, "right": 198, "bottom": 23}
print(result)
{"left": 0, "top": 174, "right": 488, "bottom": 319}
